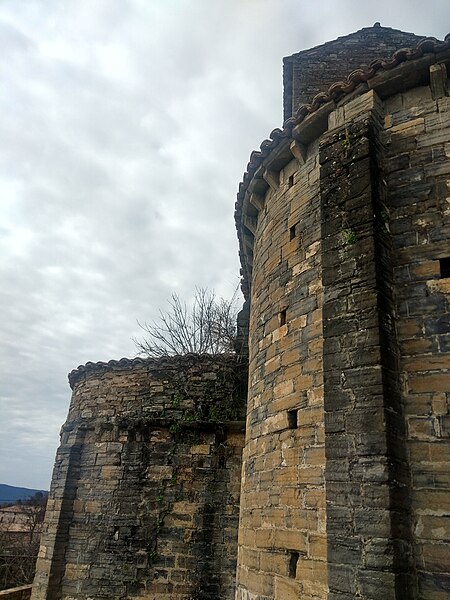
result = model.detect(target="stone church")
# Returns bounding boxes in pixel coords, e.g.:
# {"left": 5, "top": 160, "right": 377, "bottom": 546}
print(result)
{"left": 31, "top": 24, "right": 450, "bottom": 600}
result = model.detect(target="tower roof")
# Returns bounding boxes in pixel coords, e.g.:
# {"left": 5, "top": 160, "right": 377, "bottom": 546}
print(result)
{"left": 283, "top": 24, "right": 427, "bottom": 121}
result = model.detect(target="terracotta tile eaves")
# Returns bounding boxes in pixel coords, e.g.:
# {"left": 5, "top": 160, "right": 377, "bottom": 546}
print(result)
{"left": 68, "top": 353, "right": 235, "bottom": 389}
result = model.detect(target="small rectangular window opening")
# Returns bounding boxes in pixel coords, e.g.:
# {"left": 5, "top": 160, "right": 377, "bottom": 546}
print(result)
{"left": 279, "top": 308, "right": 287, "bottom": 326}
{"left": 287, "top": 410, "right": 298, "bottom": 429}
{"left": 440, "top": 257, "right": 450, "bottom": 279}
{"left": 290, "top": 221, "right": 300, "bottom": 242}
{"left": 288, "top": 174, "right": 295, "bottom": 188}
{"left": 217, "top": 444, "right": 227, "bottom": 469}
{"left": 288, "top": 551, "right": 299, "bottom": 578}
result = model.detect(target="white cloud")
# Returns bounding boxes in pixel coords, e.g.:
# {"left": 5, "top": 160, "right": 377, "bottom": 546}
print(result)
{"left": 0, "top": 0, "right": 448, "bottom": 488}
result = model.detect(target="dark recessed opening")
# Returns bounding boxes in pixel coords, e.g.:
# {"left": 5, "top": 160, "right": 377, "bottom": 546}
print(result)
{"left": 287, "top": 410, "right": 298, "bottom": 429}
{"left": 217, "top": 444, "right": 227, "bottom": 469}
{"left": 288, "top": 174, "right": 294, "bottom": 188}
{"left": 216, "top": 433, "right": 227, "bottom": 468}
{"left": 279, "top": 308, "right": 287, "bottom": 326}
{"left": 440, "top": 257, "right": 450, "bottom": 278}
{"left": 290, "top": 221, "right": 300, "bottom": 242}
{"left": 288, "top": 551, "right": 299, "bottom": 578}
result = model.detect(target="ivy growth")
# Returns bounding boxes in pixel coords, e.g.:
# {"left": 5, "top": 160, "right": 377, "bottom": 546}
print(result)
{"left": 341, "top": 128, "right": 351, "bottom": 155}
{"left": 171, "top": 391, "right": 183, "bottom": 408}
{"left": 380, "top": 208, "right": 390, "bottom": 233}
{"left": 343, "top": 228, "right": 358, "bottom": 246}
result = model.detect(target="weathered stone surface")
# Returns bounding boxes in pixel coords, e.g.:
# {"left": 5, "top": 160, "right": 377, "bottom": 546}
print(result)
{"left": 236, "top": 27, "right": 449, "bottom": 600}
{"left": 32, "top": 356, "right": 246, "bottom": 600}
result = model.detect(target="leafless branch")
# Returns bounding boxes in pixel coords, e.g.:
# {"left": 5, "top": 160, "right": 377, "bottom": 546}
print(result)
{"left": 134, "top": 287, "right": 238, "bottom": 357}
{"left": 0, "top": 493, "right": 47, "bottom": 590}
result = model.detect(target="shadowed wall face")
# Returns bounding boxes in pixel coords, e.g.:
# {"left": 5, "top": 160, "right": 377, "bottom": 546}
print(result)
{"left": 383, "top": 84, "right": 450, "bottom": 597}
{"left": 32, "top": 356, "right": 246, "bottom": 600}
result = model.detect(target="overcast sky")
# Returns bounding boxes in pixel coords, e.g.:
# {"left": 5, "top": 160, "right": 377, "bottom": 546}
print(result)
{"left": 0, "top": 1, "right": 448, "bottom": 490}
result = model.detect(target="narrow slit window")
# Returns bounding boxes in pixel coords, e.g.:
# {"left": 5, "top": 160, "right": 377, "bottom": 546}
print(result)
{"left": 217, "top": 446, "right": 227, "bottom": 469}
{"left": 279, "top": 308, "right": 287, "bottom": 326}
{"left": 289, "top": 221, "right": 300, "bottom": 242}
{"left": 288, "top": 551, "right": 299, "bottom": 578}
{"left": 440, "top": 257, "right": 450, "bottom": 278}
{"left": 288, "top": 174, "right": 294, "bottom": 188}
{"left": 287, "top": 410, "right": 298, "bottom": 429}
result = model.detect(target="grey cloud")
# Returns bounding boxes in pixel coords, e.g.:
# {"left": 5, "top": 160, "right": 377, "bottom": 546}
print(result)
{"left": 0, "top": 0, "right": 447, "bottom": 489}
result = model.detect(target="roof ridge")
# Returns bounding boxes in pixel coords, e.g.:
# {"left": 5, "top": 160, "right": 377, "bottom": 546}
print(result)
{"left": 284, "top": 24, "right": 426, "bottom": 61}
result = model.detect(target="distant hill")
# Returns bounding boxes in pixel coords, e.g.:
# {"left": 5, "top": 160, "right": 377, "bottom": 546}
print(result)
{"left": 0, "top": 483, "right": 48, "bottom": 505}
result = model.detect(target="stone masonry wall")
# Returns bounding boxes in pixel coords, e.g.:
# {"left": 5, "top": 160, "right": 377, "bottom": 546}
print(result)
{"left": 383, "top": 85, "right": 450, "bottom": 598}
{"left": 320, "top": 92, "right": 416, "bottom": 599}
{"left": 236, "top": 144, "right": 327, "bottom": 600}
{"left": 236, "top": 52, "right": 450, "bottom": 599}
{"left": 32, "top": 355, "right": 246, "bottom": 600}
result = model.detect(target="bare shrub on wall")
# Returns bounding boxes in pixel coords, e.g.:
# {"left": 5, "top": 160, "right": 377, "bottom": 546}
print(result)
{"left": 134, "top": 287, "right": 238, "bottom": 357}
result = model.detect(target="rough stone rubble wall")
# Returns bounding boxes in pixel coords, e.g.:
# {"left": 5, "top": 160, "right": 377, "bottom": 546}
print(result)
{"left": 32, "top": 355, "right": 246, "bottom": 600}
